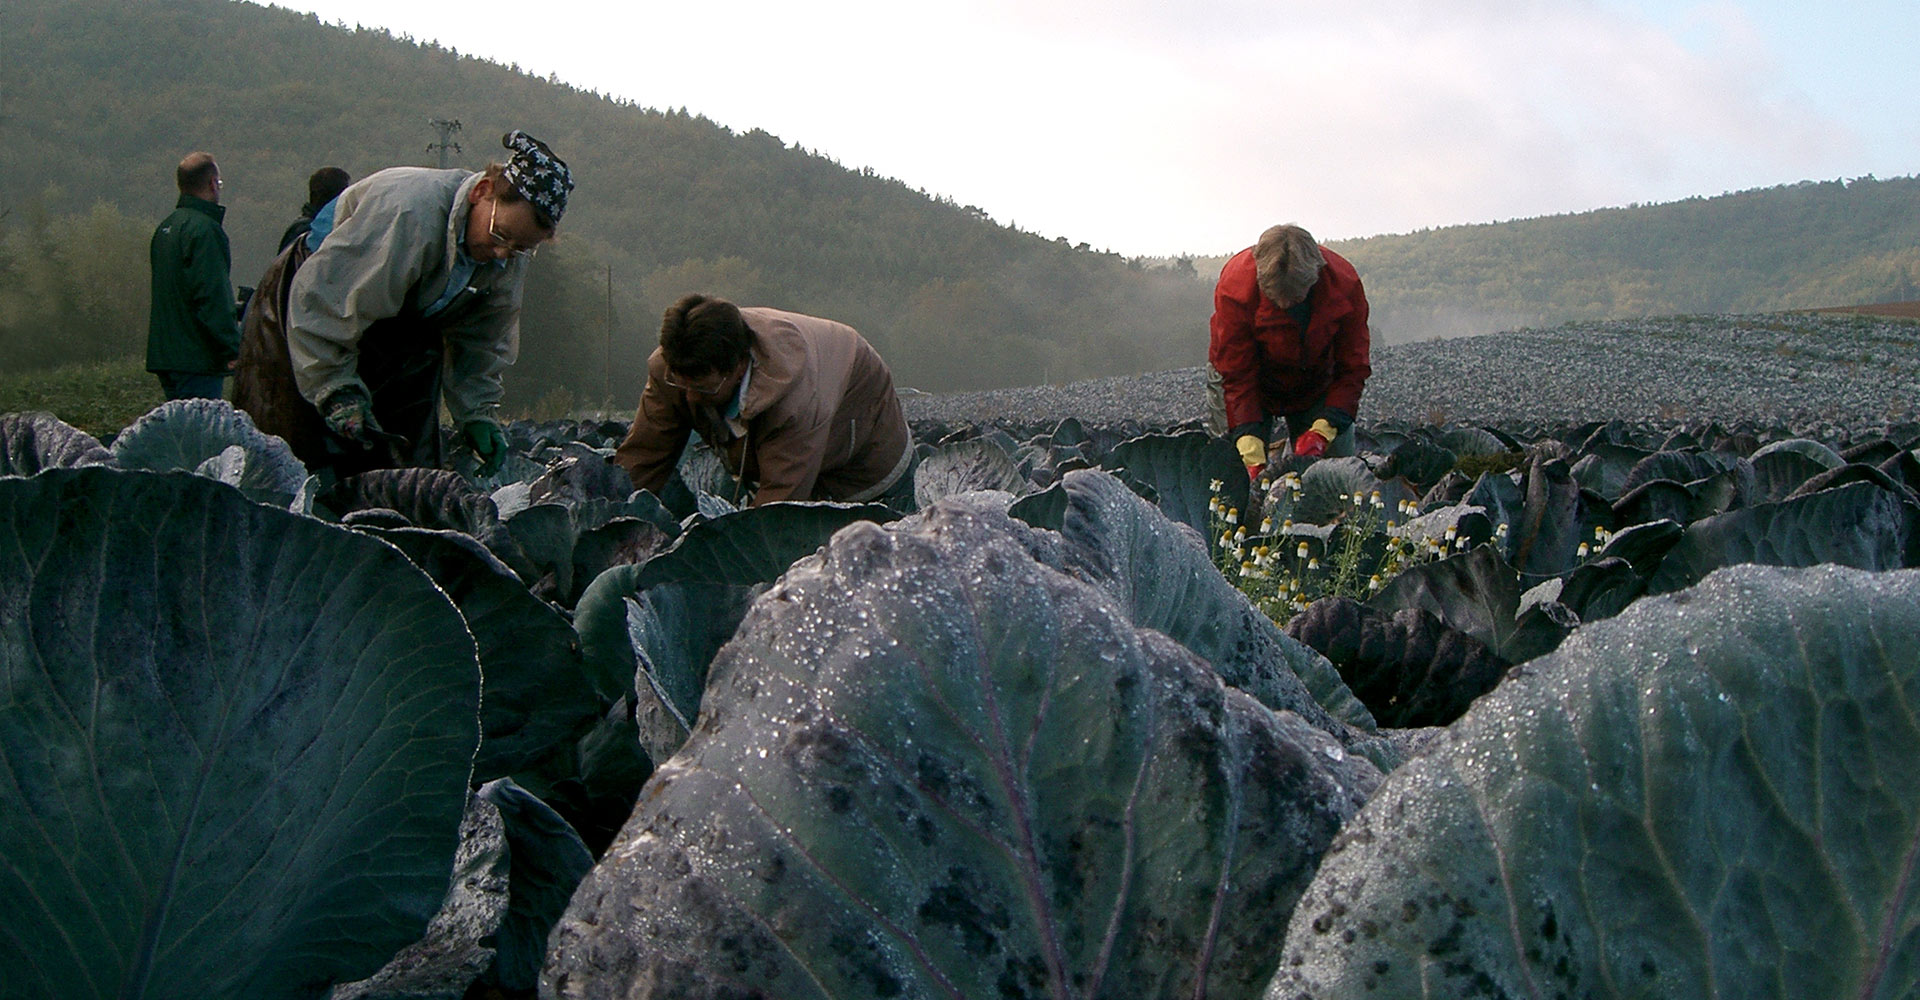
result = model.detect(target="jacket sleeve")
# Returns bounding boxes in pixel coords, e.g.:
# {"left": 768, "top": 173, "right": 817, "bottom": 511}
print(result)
{"left": 1323, "top": 287, "right": 1372, "bottom": 420}
{"left": 613, "top": 367, "right": 695, "bottom": 494}
{"left": 286, "top": 203, "right": 429, "bottom": 408}
{"left": 748, "top": 415, "right": 830, "bottom": 505}
{"left": 187, "top": 225, "right": 240, "bottom": 362}
{"left": 441, "top": 280, "right": 522, "bottom": 426}
{"left": 1208, "top": 266, "right": 1266, "bottom": 431}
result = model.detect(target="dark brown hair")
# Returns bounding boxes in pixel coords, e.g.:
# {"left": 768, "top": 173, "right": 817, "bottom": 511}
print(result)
{"left": 307, "top": 166, "right": 351, "bottom": 207}
{"left": 660, "top": 294, "right": 751, "bottom": 376}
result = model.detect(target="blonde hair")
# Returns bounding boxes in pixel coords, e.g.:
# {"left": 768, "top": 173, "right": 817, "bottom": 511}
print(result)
{"left": 1253, "top": 224, "right": 1324, "bottom": 305}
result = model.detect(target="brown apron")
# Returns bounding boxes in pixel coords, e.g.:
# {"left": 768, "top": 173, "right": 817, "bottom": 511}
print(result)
{"left": 233, "top": 243, "right": 445, "bottom": 478}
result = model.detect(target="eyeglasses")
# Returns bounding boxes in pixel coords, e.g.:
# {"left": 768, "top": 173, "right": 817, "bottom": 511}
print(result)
{"left": 485, "top": 198, "right": 540, "bottom": 259}
{"left": 661, "top": 368, "right": 734, "bottom": 395}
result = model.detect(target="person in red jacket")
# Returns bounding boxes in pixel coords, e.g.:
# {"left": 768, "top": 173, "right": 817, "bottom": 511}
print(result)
{"left": 1208, "top": 223, "right": 1371, "bottom": 479}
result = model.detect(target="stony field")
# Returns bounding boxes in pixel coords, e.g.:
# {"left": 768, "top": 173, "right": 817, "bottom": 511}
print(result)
{"left": 901, "top": 312, "right": 1920, "bottom": 436}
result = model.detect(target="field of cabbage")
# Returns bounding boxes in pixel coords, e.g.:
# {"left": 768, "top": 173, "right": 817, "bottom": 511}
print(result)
{"left": 3, "top": 312, "right": 1918, "bottom": 1000}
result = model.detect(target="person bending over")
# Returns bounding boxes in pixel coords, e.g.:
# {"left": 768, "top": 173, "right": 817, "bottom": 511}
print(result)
{"left": 235, "top": 131, "right": 571, "bottom": 478}
{"left": 1208, "top": 223, "right": 1372, "bottom": 480}
{"left": 615, "top": 294, "right": 914, "bottom": 507}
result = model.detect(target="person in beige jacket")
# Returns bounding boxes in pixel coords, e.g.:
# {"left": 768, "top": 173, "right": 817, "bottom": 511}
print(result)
{"left": 615, "top": 295, "right": 914, "bottom": 507}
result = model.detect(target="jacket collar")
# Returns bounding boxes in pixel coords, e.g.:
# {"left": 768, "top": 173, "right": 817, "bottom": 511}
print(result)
{"left": 1300, "top": 261, "right": 1355, "bottom": 325}
{"left": 1305, "top": 281, "right": 1351, "bottom": 324}
{"left": 176, "top": 193, "right": 225, "bottom": 223}
{"left": 736, "top": 312, "right": 802, "bottom": 422}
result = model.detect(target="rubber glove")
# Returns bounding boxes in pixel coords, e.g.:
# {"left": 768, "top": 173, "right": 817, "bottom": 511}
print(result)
{"left": 1293, "top": 418, "right": 1338, "bottom": 458}
{"left": 320, "top": 387, "right": 383, "bottom": 449}
{"left": 1235, "top": 433, "right": 1267, "bottom": 481}
{"left": 464, "top": 419, "right": 508, "bottom": 476}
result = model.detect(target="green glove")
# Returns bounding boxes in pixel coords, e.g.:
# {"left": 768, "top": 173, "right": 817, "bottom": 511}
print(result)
{"left": 464, "top": 419, "right": 508, "bottom": 476}
{"left": 320, "top": 387, "right": 382, "bottom": 449}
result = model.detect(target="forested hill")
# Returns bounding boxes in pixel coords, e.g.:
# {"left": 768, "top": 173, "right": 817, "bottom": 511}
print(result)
{"left": 5, "top": 0, "right": 1916, "bottom": 406}
{"left": 1328, "top": 176, "right": 1920, "bottom": 342}
{"left": 0, "top": 0, "right": 1208, "bottom": 400}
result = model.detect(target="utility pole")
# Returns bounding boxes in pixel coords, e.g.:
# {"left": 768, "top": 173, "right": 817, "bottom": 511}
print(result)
{"left": 427, "top": 118, "right": 463, "bottom": 168}
{"left": 604, "top": 264, "right": 614, "bottom": 413}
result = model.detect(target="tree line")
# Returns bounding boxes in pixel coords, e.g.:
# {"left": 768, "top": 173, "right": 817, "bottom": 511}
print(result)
{"left": 0, "top": 0, "right": 1208, "bottom": 406}
{"left": 1333, "top": 175, "right": 1920, "bottom": 343}
{"left": 3, "top": 0, "right": 1916, "bottom": 408}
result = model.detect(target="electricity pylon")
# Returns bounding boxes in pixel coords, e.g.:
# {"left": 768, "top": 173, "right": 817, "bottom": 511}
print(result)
{"left": 427, "top": 118, "right": 463, "bottom": 168}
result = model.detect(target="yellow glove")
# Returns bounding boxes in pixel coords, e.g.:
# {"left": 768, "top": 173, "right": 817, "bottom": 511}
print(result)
{"left": 1308, "top": 418, "right": 1337, "bottom": 443}
{"left": 1235, "top": 434, "right": 1267, "bottom": 468}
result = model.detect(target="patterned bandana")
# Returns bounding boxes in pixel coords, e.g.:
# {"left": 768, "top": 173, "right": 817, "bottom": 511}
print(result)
{"left": 501, "top": 130, "right": 574, "bottom": 225}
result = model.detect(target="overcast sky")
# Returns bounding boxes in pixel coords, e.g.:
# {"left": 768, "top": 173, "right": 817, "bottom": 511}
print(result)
{"left": 273, "top": 0, "right": 1918, "bottom": 257}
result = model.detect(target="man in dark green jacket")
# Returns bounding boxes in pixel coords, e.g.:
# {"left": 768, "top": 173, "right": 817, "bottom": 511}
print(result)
{"left": 147, "top": 152, "right": 239, "bottom": 400}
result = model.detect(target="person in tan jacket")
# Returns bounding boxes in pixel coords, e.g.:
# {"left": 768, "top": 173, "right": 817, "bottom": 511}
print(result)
{"left": 615, "top": 294, "right": 914, "bottom": 507}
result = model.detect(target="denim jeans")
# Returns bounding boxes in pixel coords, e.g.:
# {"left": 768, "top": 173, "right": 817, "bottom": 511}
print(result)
{"left": 155, "top": 371, "right": 228, "bottom": 401}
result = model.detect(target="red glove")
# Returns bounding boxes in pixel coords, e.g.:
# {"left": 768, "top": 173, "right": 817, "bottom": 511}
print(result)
{"left": 1293, "top": 418, "right": 1337, "bottom": 458}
